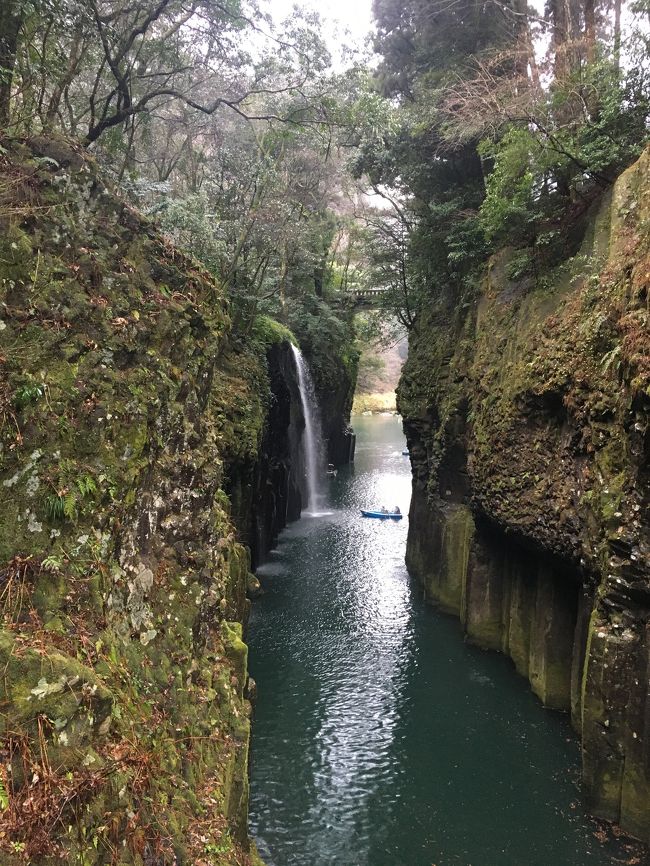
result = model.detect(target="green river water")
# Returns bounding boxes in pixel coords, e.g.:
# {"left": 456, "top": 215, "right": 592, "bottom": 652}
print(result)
{"left": 249, "top": 414, "right": 644, "bottom": 866}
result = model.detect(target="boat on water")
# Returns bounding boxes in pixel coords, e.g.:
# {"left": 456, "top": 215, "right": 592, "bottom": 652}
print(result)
{"left": 326, "top": 463, "right": 338, "bottom": 477}
{"left": 360, "top": 510, "right": 403, "bottom": 520}
{"left": 402, "top": 450, "right": 409, "bottom": 456}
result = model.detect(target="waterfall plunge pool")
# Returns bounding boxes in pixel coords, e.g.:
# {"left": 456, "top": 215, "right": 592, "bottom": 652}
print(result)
{"left": 248, "top": 414, "right": 644, "bottom": 866}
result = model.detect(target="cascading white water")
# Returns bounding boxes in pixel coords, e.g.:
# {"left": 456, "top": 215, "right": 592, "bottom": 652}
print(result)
{"left": 291, "top": 344, "right": 325, "bottom": 514}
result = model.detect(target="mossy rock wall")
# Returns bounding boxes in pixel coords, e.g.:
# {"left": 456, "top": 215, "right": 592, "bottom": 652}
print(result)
{"left": 398, "top": 147, "right": 650, "bottom": 841}
{"left": 0, "top": 137, "right": 269, "bottom": 865}
{"left": 224, "top": 341, "right": 307, "bottom": 569}
{"left": 407, "top": 493, "right": 579, "bottom": 710}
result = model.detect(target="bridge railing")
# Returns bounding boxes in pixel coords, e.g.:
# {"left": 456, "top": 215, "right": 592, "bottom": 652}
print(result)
{"left": 346, "top": 287, "right": 390, "bottom": 300}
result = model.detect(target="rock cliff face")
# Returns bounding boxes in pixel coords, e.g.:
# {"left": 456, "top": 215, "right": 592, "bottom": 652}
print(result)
{"left": 225, "top": 341, "right": 307, "bottom": 569}
{"left": 306, "top": 344, "right": 357, "bottom": 467}
{"left": 0, "top": 136, "right": 264, "bottom": 865}
{"left": 398, "top": 148, "right": 650, "bottom": 842}
{"left": 0, "top": 136, "right": 338, "bottom": 864}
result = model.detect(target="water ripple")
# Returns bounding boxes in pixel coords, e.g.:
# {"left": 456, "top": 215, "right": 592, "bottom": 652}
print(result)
{"left": 249, "top": 415, "right": 641, "bottom": 866}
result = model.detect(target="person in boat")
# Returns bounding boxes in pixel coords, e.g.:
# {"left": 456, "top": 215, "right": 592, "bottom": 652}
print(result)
{"left": 380, "top": 505, "right": 389, "bottom": 514}
{"left": 393, "top": 506, "right": 401, "bottom": 515}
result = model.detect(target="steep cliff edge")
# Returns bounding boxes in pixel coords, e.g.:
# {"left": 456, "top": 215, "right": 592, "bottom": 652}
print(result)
{"left": 398, "top": 148, "right": 650, "bottom": 841}
{"left": 224, "top": 339, "right": 307, "bottom": 569}
{"left": 301, "top": 331, "right": 358, "bottom": 467}
{"left": 0, "top": 137, "right": 276, "bottom": 864}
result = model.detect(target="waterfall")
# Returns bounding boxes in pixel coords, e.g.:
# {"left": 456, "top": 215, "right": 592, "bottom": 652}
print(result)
{"left": 291, "top": 344, "right": 325, "bottom": 514}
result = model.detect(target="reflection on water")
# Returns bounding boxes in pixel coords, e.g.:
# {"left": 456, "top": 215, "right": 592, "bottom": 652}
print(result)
{"left": 249, "top": 415, "right": 644, "bottom": 866}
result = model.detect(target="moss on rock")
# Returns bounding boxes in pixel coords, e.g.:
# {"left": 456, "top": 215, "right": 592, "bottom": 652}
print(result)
{"left": 0, "top": 136, "right": 266, "bottom": 865}
{"left": 399, "top": 145, "right": 650, "bottom": 841}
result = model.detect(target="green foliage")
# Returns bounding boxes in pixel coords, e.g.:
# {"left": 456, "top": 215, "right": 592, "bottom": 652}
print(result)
{"left": 266, "top": 293, "right": 358, "bottom": 397}
{"left": 444, "top": 209, "right": 489, "bottom": 273}
{"left": 43, "top": 465, "right": 103, "bottom": 523}
{"left": 204, "top": 831, "right": 233, "bottom": 856}
{"left": 506, "top": 251, "right": 534, "bottom": 282}
{"left": 7, "top": 0, "right": 330, "bottom": 147}
{"left": 251, "top": 315, "right": 297, "bottom": 348}
{"left": 360, "top": 0, "right": 650, "bottom": 328}
{"left": 373, "top": 0, "right": 512, "bottom": 101}
{"left": 41, "top": 553, "right": 63, "bottom": 573}
{"left": 354, "top": 311, "right": 386, "bottom": 344}
{"left": 356, "top": 352, "right": 385, "bottom": 392}
{"left": 158, "top": 190, "right": 226, "bottom": 277}
{"left": 601, "top": 343, "right": 622, "bottom": 374}
{"left": 478, "top": 129, "right": 542, "bottom": 245}
{"left": 13, "top": 382, "right": 44, "bottom": 409}
{"left": 478, "top": 61, "right": 649, "bottom": 248}
{"left": 76, "top": 474, "right": 97, "bottom": 498}
{"left": 44, "top": 491, "right": 76, "bottom": 521}
{"left": 568, "top": 61, "right": 650, "bottom": 177}
{"left": 283, "top": 296, "right": 348, "bottom": 359}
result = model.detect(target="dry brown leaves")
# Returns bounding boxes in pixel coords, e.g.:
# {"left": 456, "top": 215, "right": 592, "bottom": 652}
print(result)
{"left": 0, "top": 727, "right": 108, "bottom": 861}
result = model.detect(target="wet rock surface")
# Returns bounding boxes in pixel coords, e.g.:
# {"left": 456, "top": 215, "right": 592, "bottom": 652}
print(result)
{"left": 305, "top": 343, "right": 357, "bottom": 468}
{"left": 225, "top": 342, "right": 306, "bottom": 570}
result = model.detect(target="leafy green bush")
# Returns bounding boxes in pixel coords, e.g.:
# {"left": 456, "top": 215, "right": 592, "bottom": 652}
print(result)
{"left": 13, "top": 383, "right": 44, "bottom": 409}
{"left": 478, "top": 60, "right": 649, "bottom": 249}
{"left": 478, "top": 128, "right": 545, "bottom": 245}
{"left": 506, "top": 250, "right": 534, "bottom": 281}
{"left": 251, "top": 315, "right": 298, "bottom": 348}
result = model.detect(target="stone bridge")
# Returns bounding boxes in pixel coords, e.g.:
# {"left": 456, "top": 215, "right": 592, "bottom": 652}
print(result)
{"left": 347, "top": 287, "right": 390, "bottom": 306}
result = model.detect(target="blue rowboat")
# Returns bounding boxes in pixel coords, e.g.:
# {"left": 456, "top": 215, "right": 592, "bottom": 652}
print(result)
{"left": 360, "top": 510, "right": 403, "bottom": 520}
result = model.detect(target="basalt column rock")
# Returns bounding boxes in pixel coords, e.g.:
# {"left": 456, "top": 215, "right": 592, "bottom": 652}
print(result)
{"left": 306, "top": 345, "right": 358, "bottom": 467}
{"left": 399, "top": 146, "right": 650, "bottom": 842}
{"left": 224, "top": 340, "right": 307, "bottom": 569}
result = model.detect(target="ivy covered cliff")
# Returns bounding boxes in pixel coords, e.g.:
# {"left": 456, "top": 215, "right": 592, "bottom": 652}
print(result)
{"left": 399, "top": 146, "right": 650, "bottom": 842}
{"left": 0, "top": 136, "right": 355, "bottom": 864}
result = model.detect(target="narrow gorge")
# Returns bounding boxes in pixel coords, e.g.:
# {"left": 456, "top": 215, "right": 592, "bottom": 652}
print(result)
{"left": 1, "top": 0, "right": 649, "bottom": 861}
{"left": 1, "top": 135, "right": 649, "bottom": 866}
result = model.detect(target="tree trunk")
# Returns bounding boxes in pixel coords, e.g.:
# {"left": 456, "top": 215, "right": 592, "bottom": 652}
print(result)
{"left": 550, "top": 0, "right": 581, "bottom": 80}
{"left": 613, "top": 0, "right": 622, "bottom": 73}
{"left": 313, "top": 265, "right": 324, "bottom": 298}
{"left": 550, "top": 0, "right": 568, "bottom": 80}
{"left": 525, "top": 21, "right": 541, "bottom": 91}
{"left": 278, "top": 243, "right": 289, "bottom": 323}
{"left": 584, "top": 0, "right": 596, "bottom": 64}
{"left": 511, "top": 0, "right": 530, "bottom": 83}
{"left": 44, "top": 24, "right": 85, "bottom": 126}
{"left": 0, "top": 1, "right": 25, "bottom": 127}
